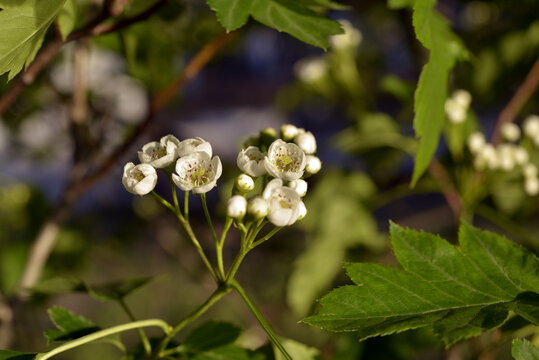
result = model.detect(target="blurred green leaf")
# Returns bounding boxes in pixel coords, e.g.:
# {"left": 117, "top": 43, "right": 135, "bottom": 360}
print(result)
{"left": 512, "top": 339, "right": 539, "bottom": 360}
{"left": 0, "top": 351, "right": 36, "bottom": 360}
{"left": 305, "top": 222, "right": 539, "bottom": 346}
{"left": 387, "top": 0, "right": 414, "bottom": 10}
{"left": 56, "top": 0, "right": 77, "bottom": 40}
{"left": 0, "top": 0, "right": 67, "bottom": 80}
{"left": 409, "top": 0, "right": 468, "bottom": 186}
{"left": 190, "top": 345, "right": 266, "bottom": 360}
{"left": 288, "top": 172, "right": 386, "bottom": 316}
{"left": 182, "top": 321, "right": 241, "bottom": 353}
{"left": 45, "top": 306, "right": 100, "bottom": 342}
{"left": 274, "top": 339, "right": 319, "bottom": 360}
{"left": 206, "top": 0, "right": 343, "bottom": 49}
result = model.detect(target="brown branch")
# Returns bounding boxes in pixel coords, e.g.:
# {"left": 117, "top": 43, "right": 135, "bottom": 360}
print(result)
{"left": 0, "top": 0, "right": 167, "bottom": 117}
{"left": 491, "top": 58, "right": 539, "bottom": 145}
{"left": 428, "top": 159, "right": 462, "bottom": 224}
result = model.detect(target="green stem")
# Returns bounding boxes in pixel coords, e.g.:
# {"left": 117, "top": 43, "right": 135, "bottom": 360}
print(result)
{"left": 155, "top": 285, "right": 231, "bottom": 358}
{"left": 200, "top": 193, "right": 219, "bottom": 245}
{"left": 170, "top": 180, "right": 180, "bottom": 211}
{"left": 229, "top": 281, "right": 292, "bottom": 360}
{"left": 35, "top": 319, "right": 171, "bottom": 360}
{"left": 119, "top": 298, "right": 151, "bottom": 356}
{"left": 216, "top": 217, "right": 233, "bottom": 279}
{"left": 152, "top": 191, "right": 176, "bottom": 213}
{"left": 251, "top": 227, "right": 282, "bottom": 249}
{"left": 184, "top": 191, "right": 189, "bottom": 220}
{"left": 225, "top": 230, "right": 249, "bottom": 282}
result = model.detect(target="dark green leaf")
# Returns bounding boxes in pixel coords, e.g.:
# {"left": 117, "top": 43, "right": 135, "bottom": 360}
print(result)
{"left": 182, "top": 321, "right": 241, "bottom": 353}
{"left": 512, "top": 339, "right": 539, "bottom": 360}
{"left": 56, "top": 0, "right": 78, "bottom": 40}
{"left": 0, "top": 351, "right": 36, "bottom": 360}
{"left": 206, "top": 0, "right": 343, "bottom": 49}
{"left": 0, "top": 0, "right": 67, "bottom": 80}
{"left": 305, "top": 222, "right": 539, "bottom": 346}
{"left": 88, "top": 276, "right": 155, "bottom": 301}
{"left": 45, "top": 306, "right": 99, "bottom": 342}
{"left": 190, "top": 345, "right": 266, "bottom": 360}
{"left": 408, "top": 0, "right": 468, "bottom": 186}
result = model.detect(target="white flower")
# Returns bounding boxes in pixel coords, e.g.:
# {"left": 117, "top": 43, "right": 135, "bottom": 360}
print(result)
{"left": 305, "top": 155, "right": 322, "bottom": 174}
{"left": 525, "top": 177, "right": 539, "bottom": 196}
{"left": 294, "top": 57, "right": 327, "bottom": 83}
{"left": 263, "top": 179, "right": 302, "bottom": 226}
{"left": 295, "top": 130, "right": 317, "bottom": 154}
{"left": 513, "top": 146, "right": 529, "bottom": 165}
{"left": 280, "top": 124, "right": 299, "bottom": 141}
{"left": 237, "top": 146, "right": 266, "bottom": 177}
{"left": 501, "top": 123, "right": 521, "bottom": 142}
{"left": 498, "top": 144, "right": 515, "bottom": 171}
{"left": 160, "top": 134, "right": 181, "bottom": 149}
{"left": 524, "top": 163, "right": 538, "bottom": 178}
{"left": 524, "top": 115, "right": 539, "bottom": 138}
{"left": 172, "top": 152, "right": 222, "bottom": 193}
{"left": 452, "top": 90, "right": 472, "bottom": 109}
{"left": 445, "top": 98, "right": 467, "bottom": 124}
{"left": 330, "top": 19, "right": 362, "bottom": 50}
{"left": 297, "top": 201, "right": 307, "bottom": 220}
{"left": 248, "top": 196, "right": 269, "bottom": 219}
{"left": 177, "top": 137, "right": 212, "bottom": 158}
{"left": 288, "top": 179, "right": 308, "bottom": 197}
{"left": 235, "top": 174, "right": 255, "bottom": 193}
{"left": 264, "top": 139, "right": 306, "bottom": 181}
{"left": 138, "top": 140, "right": 177, "bottom": 168}
{"left": 122, "top": 162, "right": 158, "bottom": 195}
{"left": 474, "top": 144, "right": 498, "bottom": 170}
{"left": 227, "top": 195, "right": 247, "bottom": 219}
{"left": 467, "top": 132, "right": 486, "bottom": 154}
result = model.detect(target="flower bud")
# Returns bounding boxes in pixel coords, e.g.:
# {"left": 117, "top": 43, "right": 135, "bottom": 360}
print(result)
{"left": 288, "top": 179, "right": 308, "bottom": 197}
{"left": 305, "top": 155, "right": 322, "bottom": 174}
{"left": 525, "top": 177, "right": 539, "bottom": 196}
{"left": 501, "top": 123, "right": 521, "bottom": 142}
{"left": 235, "top": 174, "right": 255, "bottom": 193}
{"left": 280, "top": 124, "right": 299, "bottom": 141}
{"left": 227, "top": 195, "right": 247, "bottom": 219}
{"left": 445, "top": 98, "right": 466, "bottom": 124}
{"left": 467, "top": 132, "right": 486, "bottom": 154}
{"left": 513, "top": 146, "right": 529, "bottom": 165}
{"left": 452, "top": 89, "right": 472, "bottom": 109}
{"left": 297, "top": 201, "right": 307, "bottom": 220}
{"left": 524, "top": 115, "right": 539, "bottom": 138}
{"left": 248, "top": 196, "right": 269, "bottom": 219}
{"left": 523, "top": 163, "right": 538, "bottom": 178}
{"left": 295, "top": 130, "right": 317, "bottom": 154}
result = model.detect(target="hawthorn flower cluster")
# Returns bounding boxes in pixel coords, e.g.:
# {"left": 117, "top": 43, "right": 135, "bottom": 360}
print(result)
{"left": 466, "top": 115, "right": 539, "bottom": 196}
{"left": 122, "top": 135, "right": 221, "bottom": 195}
{"left": 230, "top": 124, "right": 321, "bottom": 227}
{"left": 445, "top": 89, "right": 472, "bottom": 124}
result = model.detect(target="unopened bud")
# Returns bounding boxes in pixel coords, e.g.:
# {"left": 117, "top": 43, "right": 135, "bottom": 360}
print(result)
{"left": 501, "top": 123, "right": 521, "bottom": 142}
{"left": 524, "top": 115, "right": 539, "bottom": 138}
{"left": 525, "top": 177, "right": 539, "bottom": 196}
{"left": 288, "top": 179, "right": 308, "bottom": 197}
{"left": 235, "top": 174, "right": 255, "bottom": 193}
{"left": 305, "top": 155, "right": 322, "bottom": 174}
{"left": 248, "top": 196, "right": 269, "bottom": 219}
{"left": 227, "top": 195, "right": 247, "bottom": 219}
{"left": 280, "top": 124, "right": 299, "bottom": 141}
{"left": 467, "top": 132, "right": 486, "bottom": 154}
{"left": 297, "top": 201, "right": 307, "bottom": 220}
{"left": 295, "top": 130, "right": 317, "bottom": 154}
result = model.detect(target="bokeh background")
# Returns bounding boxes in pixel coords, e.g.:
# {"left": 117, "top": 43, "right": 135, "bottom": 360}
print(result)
{"left": 1, "top": 0, "right": 539, "bottom": 358}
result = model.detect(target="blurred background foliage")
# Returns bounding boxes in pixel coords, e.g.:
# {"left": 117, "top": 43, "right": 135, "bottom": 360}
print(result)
{"left": 1, "top": 0, "right": 539, "bottom": 358}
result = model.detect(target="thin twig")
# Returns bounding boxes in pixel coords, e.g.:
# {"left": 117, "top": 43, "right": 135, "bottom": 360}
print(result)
{"left": 428, "top": 159, "right": 462, "bottom": 224}
{"left": 491, "top": 58, "right": 539, "bottom": 145}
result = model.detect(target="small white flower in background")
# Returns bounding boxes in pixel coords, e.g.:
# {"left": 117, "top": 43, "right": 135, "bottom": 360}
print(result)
{"left": 523, "top": 163, "right": 538, "bottom": 178}
{"left": 172, "top": 152, "right": 222, "bottom": 194}
{"left": 467, "top": 132, "right": 486, "bottom": 154}
{"left": 294, "top": 57, "right": 327, "bottom": 83}
{"left": 138, "top": 140, "right": 177, "bottom": 168}
{"left": 501, "top": 123, "right": 521, "bottom": 142}
{"left": 237, "top": 146, "right": 266, "bottom": 177}
{"left": 235, "top": 174, "right": 255, "bottom": 193}
{"left": 525, "top": 177, "right": 539, "bottom": 196}
{"left": 227, "top": 195, "right": 247, "bottom": 219}
{"left": 513, "top": 146, "right": 529, "bottom": 165}
{"left": 305, "top": 155, "right": 322, "bottom": 174}
{"left": 280, "top": 124, "right": 300, "bottom": 141}
{"left": 445, "top": 98, "right": 467, "bottom": 124}
{"left": 263, "top": 179, "right": 302, "bottom": 226}
{"left": 288, "top": 179, "right": 308, "bottom": 197}
{"left": 330, "top": 19, "right": 362, "bottom": 50}
{"left": 177, "top": 137, "right": 212, "bottom": 158}
{"left": 474, "top": 144, "right": 498, "bottom": 170}
{"left": 264, "top": 139, "right": 306, "bottom": 181}
{"left": 295, "top": 130, "right": 317, "bottom": 154}
{"left": 498, "top": 144, "right": 515, "bottom": 171}
{"left": 297, "top": 201, "right": 307, "bottom": 220}
{"left": 122, "top": 162, "right": 158, "bottom": 195}
{"left": 524, "top": 115, "right": 539, "bottom": 138}
{"left": 248, "top": 196, "right": 269, "bottom": 219}
{"left": 452, "top": 90, "right": 472, "bottom": 109}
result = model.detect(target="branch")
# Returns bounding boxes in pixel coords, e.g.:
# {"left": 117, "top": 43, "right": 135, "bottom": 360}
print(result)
{"left": 0, "top": 0, "right": 167, "bottom": 116}
{"left": 491, "top": 58, "right": 539, "bottom": 145}
{"left": 428, "top": 159, "right": 462, "bottom": 224}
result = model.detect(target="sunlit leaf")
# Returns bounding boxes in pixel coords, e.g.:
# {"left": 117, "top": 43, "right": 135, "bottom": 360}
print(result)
{"left": 512, "top": 338, "right": 539, "bottom": 360}
{"left": 45, "top": 306, "right": 99, "bottom": 342}
{"left": 0, "top": 0, "right": 67, "bottom": 80}
{"left": 56, "top": 0, "right": 78, "bottom": 40}
{"left": 305, "top": 222, "right": 539, "bottom": 346}
{"left": 275, "top": 339, "right": 319, "bottom": 360}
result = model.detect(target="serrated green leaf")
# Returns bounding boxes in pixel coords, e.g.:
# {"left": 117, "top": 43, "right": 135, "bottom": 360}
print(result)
{"left": 206, "top": 0, "right": 342, "bottom": 49}
{"left": 190, "top": 345, "right": 266, "bottom": 360}
{"left": 0, "top": 0, "right": 67, "bottom": 80}
{"left": 304, "top": 222, "right": 539, "bottom": 346}
{"left": 512, "top": 339, "right": 539, "bottom": 360}
{"left": 57, "top": 0, "right": 78, "bottom": 40}
{"left": 0, "top": 351, "right": 36, "bottom": 360}
{"left": 408, "top": 0, "right": 468, "bottom": 186}
{"left": 45, "top": 306, "right": 99, "bottom": 342}
{"left": 182, "top": 321, "right": 241, "bottom": 353}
